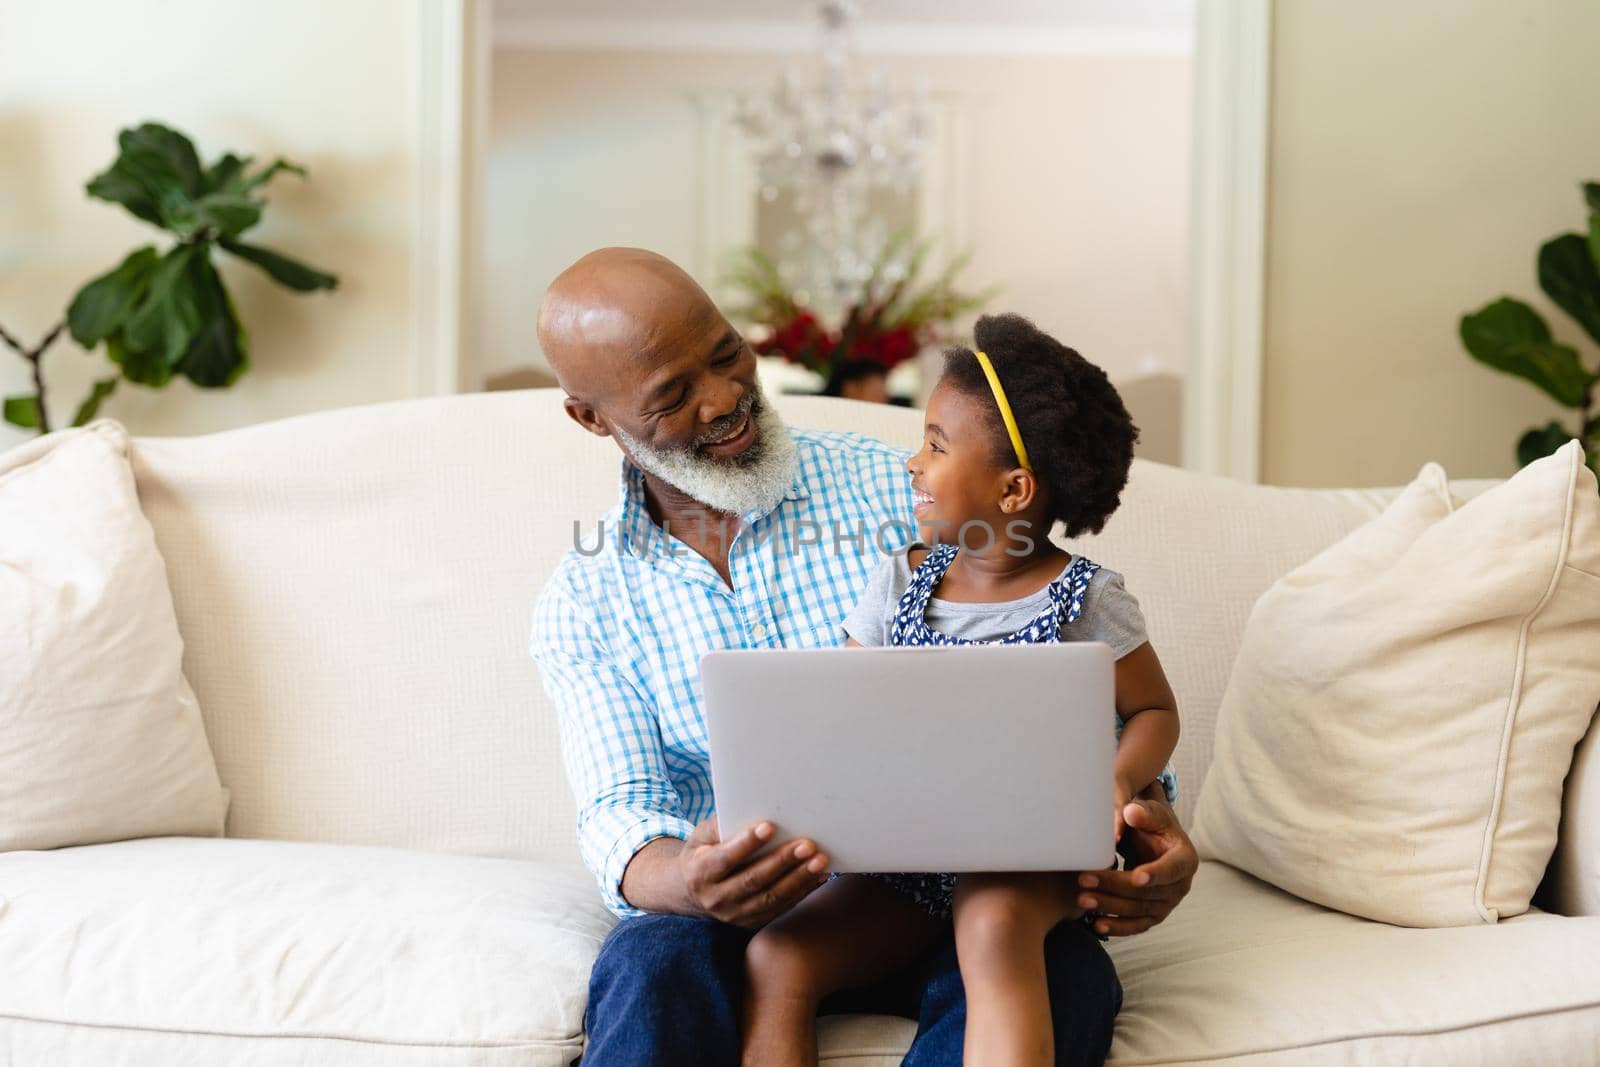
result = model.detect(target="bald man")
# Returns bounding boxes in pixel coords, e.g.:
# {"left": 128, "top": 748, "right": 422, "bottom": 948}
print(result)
{"left": 529, "top": 248, "right": 1198, "bottom": 1066}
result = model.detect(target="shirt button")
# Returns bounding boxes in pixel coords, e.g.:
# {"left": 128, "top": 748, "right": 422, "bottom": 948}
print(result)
{"left": 750, "top": 623, "right": 769, "bottom": 641}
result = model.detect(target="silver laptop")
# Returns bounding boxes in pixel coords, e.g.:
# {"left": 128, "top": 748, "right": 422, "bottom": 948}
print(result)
{"left": 700, "top": 643, "right": 1117, "bottom": 873}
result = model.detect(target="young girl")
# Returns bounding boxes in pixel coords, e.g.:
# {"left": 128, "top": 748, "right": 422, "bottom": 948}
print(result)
{"left": 740, "top": 313, "right": 1181, "bottom": 1067}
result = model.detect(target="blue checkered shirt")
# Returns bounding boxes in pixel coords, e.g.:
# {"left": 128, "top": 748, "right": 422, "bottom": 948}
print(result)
{"left": 530, "top": 428, "right": 1177, "bottom": 917}
{"left": 531, "top": 430, "right": 914, "bottom": 916}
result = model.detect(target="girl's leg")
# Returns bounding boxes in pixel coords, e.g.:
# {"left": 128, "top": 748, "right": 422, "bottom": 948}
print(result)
{"left": 951, "top": 872, "right": 1088, "bottom": 1067}
{"left": 742, "top": 874, "right": 944, "bottom": 1067}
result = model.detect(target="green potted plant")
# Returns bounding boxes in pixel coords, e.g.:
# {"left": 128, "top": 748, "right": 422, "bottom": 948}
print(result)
{"left": 1459, "top": 181, "right": 1599, "bottom": 481}
{"left": 2, "top": 122, "right": 337, "bottom": 434}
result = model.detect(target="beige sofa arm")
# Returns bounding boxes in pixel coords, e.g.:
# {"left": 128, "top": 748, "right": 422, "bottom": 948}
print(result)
{"left": 1539, "top": 705, "right": 1600, "bottom": 916}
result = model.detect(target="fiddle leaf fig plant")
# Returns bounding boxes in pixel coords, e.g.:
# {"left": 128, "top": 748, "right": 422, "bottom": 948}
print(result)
{"left": 1460, "top": 181, "right": 1600, "bottom": 482}
{"left": 2, "top": 122, "right": 337, "bottom": 434}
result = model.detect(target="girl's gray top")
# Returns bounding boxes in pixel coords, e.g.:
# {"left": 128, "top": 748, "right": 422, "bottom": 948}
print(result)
{"left": 843, "top": 545, "right": 1149, "bottom": 657}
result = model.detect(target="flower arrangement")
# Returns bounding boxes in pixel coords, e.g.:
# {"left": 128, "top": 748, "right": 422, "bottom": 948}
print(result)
{"left": 723, "top": 235, "right": 994, "bottom": 392}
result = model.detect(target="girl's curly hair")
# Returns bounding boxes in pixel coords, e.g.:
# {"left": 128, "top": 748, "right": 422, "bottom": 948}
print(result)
{"left": 942, "top": 313, "right": 1138, "bottom": 538}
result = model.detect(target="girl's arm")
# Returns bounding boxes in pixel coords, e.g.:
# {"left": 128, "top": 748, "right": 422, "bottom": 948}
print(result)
{"left": 1112, "top": 641, "right": 1181, "bottom": 808}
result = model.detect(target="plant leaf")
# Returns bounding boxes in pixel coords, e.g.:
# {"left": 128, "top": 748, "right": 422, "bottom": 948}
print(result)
{"left": 187, "top": 193, "right": 263, "bottom": 238}
{"left": 1538, "top": 233, "right": 1600, "bottom": 347}
{"left": 1460, "top": 297, "right": 1594, "bottom": 407}
{"left": 120, "top": 244, "right": 207, "bottom": 378}
{"left": 1589, "top": 212, "right": 1600, "bottom": 276}
{"left": 165, "top": 192, "right": 264, "bottom": 241}
{"left": 204, "top": 153, "right": 252, "bottom": 194}
{"left": 119, "top": 122, "right": 204, "bottom": 198}
{"left": 67, "top": 246, "right": 161, "bottom": 347}
{"left": 1517, "top": 420, "right": 1575, "bottom": 468}
{"left": 3, "top": 395, "right": 40, "bottom": 429}
{"left": 84, "top": 165, "right": 164, "bottom": 226}
{"left": 105, "top": 332, "right": 172, "bottom": 388}
{"left": 239, "top": 158, "right": 307, "bottom": 193}
{"left": 71, "top": 377, "right": 119, "bottom": 427}
{"left": 219, "top": 238, "right": 337, "bottom": 291}
{"left": 1585, "top": 181, "right": 1600, "bottom": 213}
{"left": 177, "top": 256, "right": 249, "bottom": 387}
{"left": 86, "top": 124, "right": 206, "bottom": 232}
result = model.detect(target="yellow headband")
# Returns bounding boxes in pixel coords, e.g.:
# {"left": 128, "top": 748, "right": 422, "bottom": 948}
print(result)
{"left": 973, "top": 350, "right": 1032, "bottom": 471}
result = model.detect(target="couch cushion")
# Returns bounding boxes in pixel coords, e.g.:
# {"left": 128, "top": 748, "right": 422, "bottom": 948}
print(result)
{"left": 0, "top": 837, "right": 612, "bottom": 1066}
{"left": 1105, "top": 862, "right": 1600, "bottom": 1065}
{"left": 130, "top": 392, "right": 598, "bottom": 865}
{"left": 7, "top": 842, "right": 1595, "bottom": 1065}
{"left": 809, "top": 861, "right": 1600, "bottom": 1066}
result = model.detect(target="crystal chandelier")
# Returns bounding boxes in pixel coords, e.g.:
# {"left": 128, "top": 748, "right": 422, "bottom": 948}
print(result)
{"left": 735, "top": 1, "right": 929, "bottom": 316}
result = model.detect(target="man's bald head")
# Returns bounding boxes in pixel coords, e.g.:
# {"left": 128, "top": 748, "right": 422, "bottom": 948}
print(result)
{"left": 535, "top": 247, "right": 798, "bottom": 519}
{"left": 537, "top": 247, "right": 722, "bottom": 402}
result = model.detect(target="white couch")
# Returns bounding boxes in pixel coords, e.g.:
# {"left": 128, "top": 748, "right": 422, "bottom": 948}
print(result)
{"left": 3, "top": 388, "right": 1598, "bottom": 1066}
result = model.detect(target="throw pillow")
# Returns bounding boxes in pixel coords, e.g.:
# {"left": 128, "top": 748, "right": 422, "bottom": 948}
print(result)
{"left": 1, "top": 420, "right": 228, "bottom": 851}
{"left": 1192, "top": 440, "right": 1600, "bottom": 926}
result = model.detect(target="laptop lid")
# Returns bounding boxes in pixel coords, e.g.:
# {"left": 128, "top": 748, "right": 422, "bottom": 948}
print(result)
{"left": 700, "top": 643, "right": 1116, "bottom": 873}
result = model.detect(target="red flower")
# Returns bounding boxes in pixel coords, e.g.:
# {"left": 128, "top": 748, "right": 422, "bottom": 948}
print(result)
{"left": 752, "top": 307, "right": 923, "bottom": 375}
{"left": 754, "top": 308, "right": 836, "bottom": 370}
{"left": 850, "top": 325, "right": 920, "bottom": 370}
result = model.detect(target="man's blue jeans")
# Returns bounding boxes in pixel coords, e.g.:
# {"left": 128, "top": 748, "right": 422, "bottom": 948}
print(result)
{"left": 580, "top": 912, "right": 1122, "bottom": 1066}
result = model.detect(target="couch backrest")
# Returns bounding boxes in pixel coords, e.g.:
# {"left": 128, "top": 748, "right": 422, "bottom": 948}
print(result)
{"left": 128, "top": 388, "right": 1490, "bottom": 864}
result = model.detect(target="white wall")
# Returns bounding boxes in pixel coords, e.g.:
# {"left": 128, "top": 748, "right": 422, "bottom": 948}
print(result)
{"left": 0, "top": 0, "right": 425, "bottom": 449}
{"left": 1262, "top": 0, "right": 1600, "bottom": 486}
{"left": 484, "top": 47, "right": 1191, "bottom": 387}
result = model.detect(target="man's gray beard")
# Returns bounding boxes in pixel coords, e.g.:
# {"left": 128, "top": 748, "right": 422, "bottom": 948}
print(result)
{"left": 613, "top": 386, "right": 799, "bottom": 519}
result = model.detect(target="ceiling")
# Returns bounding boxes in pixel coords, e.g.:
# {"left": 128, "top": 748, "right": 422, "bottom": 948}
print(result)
{"left": 496, "top": 0, "right": 1192, "bottom": 29}
{"left": 493, "top": 0, "right": 1196, "bottom": 53}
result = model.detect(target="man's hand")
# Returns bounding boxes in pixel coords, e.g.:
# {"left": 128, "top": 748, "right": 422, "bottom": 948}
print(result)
{"left": 1076, "top": 784, "right": 1199, "bottom": 937}
{"left": 678, "top": 816, "right": 832, "bottom": 928}
{"left": 1112, "top": 774, "right": 1135, "bottom": 844}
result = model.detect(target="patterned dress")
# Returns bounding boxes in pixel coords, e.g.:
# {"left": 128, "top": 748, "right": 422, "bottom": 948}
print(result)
{"left": 867, "top": 542, "right": 1119, "bottom": 934}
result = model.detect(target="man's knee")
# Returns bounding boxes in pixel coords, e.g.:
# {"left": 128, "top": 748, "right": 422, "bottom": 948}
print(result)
{"left": 591, "top": 913, "right": 751, "bottom": 999}
{"left": 1042, "top": 919, "right": 1122, "bottom": 1065}
{"left": 1042, "top": 918, "right": 1119, "bottom": 999}
{"left": 585, "top": 914, "right": 753, "bottom": 1065}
